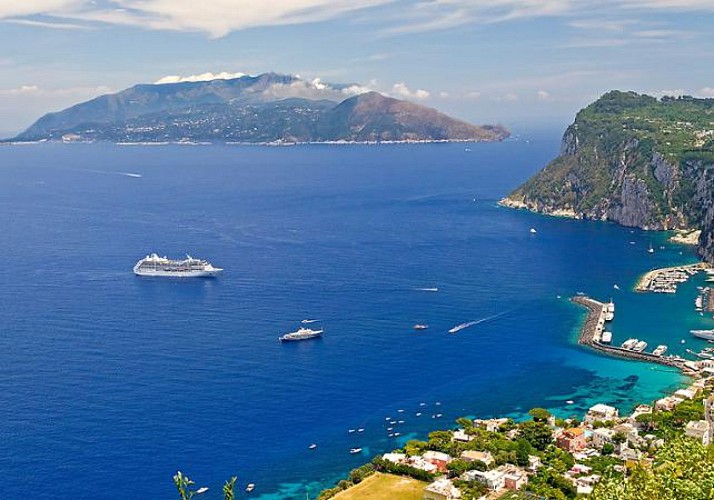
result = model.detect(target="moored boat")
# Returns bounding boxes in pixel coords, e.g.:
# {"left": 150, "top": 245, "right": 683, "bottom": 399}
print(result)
{"left": 652, "top": 345, "right": 668, "bottom": 356}
{"left": 633, "top": 340, "right": 648, "bottom": 352}
{"left": 691, "top": 329, "right": 714, "bottom": 341}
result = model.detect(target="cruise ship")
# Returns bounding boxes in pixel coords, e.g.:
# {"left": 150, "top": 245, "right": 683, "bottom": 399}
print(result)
{"left": 133, "top": 253, "right": 223, "bottom": 277}
{"left": 279, "top": 327, "right": 323, "bottom": 342}
{"left": 691, "top": 329, "right": 714, "bottom": 341}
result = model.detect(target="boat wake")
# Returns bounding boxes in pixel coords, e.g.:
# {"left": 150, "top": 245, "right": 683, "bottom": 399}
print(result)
{"left": 301, "top": 319, "right": 320, "bottom": 324}
{"left": 415, "top": 287, "right": 439, "bottom": 292}
{"left": 448, "top": 306, "right": 521, "bottom": 334}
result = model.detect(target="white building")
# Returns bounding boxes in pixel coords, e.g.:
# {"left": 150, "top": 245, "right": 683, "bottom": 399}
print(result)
{"left": 423, "top": 479, "right": 462, "bottom": 500}
{"left": 591, "top": 428, "right": 616, "bottom": 449}
{"left": 382, "top": 453, "right": 406, "bottom": 464}
{"left": 452, "top": 429, "right": 473, "bottom": 442}
{"left": 585, "top": 404, "right": 619, "bottom": 423}
{"left": 464, "top": 469, "right": 505, "bottom": 491}
{"left": 460, "top": 450, "right": 494, "bottom": 466}
{"left": 685, "top": 420, "right": 711, "bottom": 446}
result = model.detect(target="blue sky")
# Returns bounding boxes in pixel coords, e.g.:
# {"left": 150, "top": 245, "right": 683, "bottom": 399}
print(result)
{"left": 1, "top": 1, "right": 713, "bottom": 136}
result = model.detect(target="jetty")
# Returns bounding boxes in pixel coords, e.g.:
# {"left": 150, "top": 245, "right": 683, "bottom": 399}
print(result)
{"left": 571, "top": 296, "right": 695, "bottom": 374}
{"left": 635, "top": 262, "right": 708, "bottom": 293}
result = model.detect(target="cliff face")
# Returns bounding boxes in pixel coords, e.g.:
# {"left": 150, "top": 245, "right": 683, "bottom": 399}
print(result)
{"left": 504, "top": 91, "right": 714, "bottom": 261}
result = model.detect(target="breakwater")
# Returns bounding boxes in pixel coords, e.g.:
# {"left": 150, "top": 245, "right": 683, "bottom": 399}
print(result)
{"left": 571, "top": 296, "right": 694, "bottom": 373}
{"left": 635, "top": 262, "right": 708, "bottom": 293}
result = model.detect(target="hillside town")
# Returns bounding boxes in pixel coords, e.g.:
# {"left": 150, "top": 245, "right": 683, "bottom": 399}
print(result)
{"left": 319, "top": 375, "right": 714, "bottom": 500}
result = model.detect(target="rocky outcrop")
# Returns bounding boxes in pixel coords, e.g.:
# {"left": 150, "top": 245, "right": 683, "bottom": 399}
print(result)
{"left": 503, "top": 90, "right": 714, "bottom": 262}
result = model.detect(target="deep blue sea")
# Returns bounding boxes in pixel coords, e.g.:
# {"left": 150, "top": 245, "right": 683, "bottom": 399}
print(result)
{"left": 0, "top": 138, "right": 708, "bottom": 499}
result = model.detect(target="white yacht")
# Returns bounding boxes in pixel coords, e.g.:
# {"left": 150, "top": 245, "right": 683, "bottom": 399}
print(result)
{"left": 652, "top": 345, "right": 668, "bottom": 356}
{"left": 691, "top": 329, "right": 714, "bottom": 341}
{"left": 621, "top": 338, "right": 638, "bottom": 350}
{"left": 279, "top": 327, "right": 323, "bottom": 342}
{"left": 133, "top": 253, "right": 222, "bottom": 277}
{"left": 601, "top": 331, "right": 612, "bottom": 344}
{"left": 633, "top": 340, "right": 648, "bottom": 352}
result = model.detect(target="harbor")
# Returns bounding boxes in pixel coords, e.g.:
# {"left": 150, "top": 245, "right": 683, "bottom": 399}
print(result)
{"left": 571, "top": 296, "right": 699, "bottom": 375}
{"left": 634, "top": 262, "right": 708, "bottom": 293}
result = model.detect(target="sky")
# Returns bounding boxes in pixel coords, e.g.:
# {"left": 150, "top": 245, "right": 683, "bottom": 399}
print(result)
{"left": 1, "top": 0, "right": 714, "bottom": 136}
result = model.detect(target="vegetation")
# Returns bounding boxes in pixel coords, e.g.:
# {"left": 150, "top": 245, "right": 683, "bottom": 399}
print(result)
{"left": 592, "top": 436, "right": 714, "bottom": 499}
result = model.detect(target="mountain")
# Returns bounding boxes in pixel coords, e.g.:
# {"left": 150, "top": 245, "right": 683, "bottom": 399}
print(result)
{"left": 10, "top": 73, "right": 509, "bottom": 144}
{"left": 501, "top": 90, "right": 714, "bottom": 261}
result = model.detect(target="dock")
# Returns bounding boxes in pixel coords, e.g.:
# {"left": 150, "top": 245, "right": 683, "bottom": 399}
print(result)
{"left": 635, "top": 263, "right": 708, "bottom": 293}
{"left": 571, "top": 296, "right": 694, "bottom": 373}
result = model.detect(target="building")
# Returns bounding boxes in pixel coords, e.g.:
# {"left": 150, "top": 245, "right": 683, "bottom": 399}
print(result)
{"left": 464, "top": 468, "right": 505, "bottom": 491}
{"left": 423, "top": 479, "right": 462, "bottom": 500}
{"left": 527, "top": 455, "right": 542, "bottom": 473}
{"left": 675, "top": 388, "right": 697, "bottom": 400}
{"left": 502, "top": 466, "right": 528, "bottom": 490}
{"left": 684, "top": 420, "right": 711, "bottom": 445}
{"left": 584, "top": 404, "right": 619, "bottom": 424}
{"left": 382, "top": 453, "right": 406, "bottom": 464}
{"left": 556, "top": 427, "right": 587, "bottom": 452}
{"left": 590, "top": 428, "right": 615, "bottom": 450}
{"left": 423, "top": 451, "right": 451, "bottom": 472}
{"left": 460, "top": 450, "right": 494, "bottom": 467}
{"left": 409, "top": 456, "right": 438, "bottom": 473}
{"left": 452, "top": 429, "right": 473, "bottom": 442}
{"left": 655, "top": 397, "right": 681, "bottom": 411}
{"left": 705, "top": 396, "right": 714, "bottom": 444}
{"left": 473, "top": 418, "right": 509, "bottom": 433}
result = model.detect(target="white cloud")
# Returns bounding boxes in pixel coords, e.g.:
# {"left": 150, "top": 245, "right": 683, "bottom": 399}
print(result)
{"left": 0, "top": 84, "right": 112, "bottom": 97}
{"left": 439, "top": 91, "right": 450, "bottom": 98}
{"left": 699, "top": 87, "right": 714, "bottom": 98}
{"left": 537, "top": 90, "right": 551, "bottom": 101}
{"left": 465, "top": 91, "right": 482, "bottom": 100}
{"left": 3, "top": 18, "right": 91, "bottom": 29}
{"left": 154, "top": 71, "right": 246, "bottom": 84}
{"left": 391, "top": 82, "right": 430, "bottom": 100}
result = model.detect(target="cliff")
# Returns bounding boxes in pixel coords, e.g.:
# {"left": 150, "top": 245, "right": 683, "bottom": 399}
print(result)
{"left": 9, "top": 73, "right": 509, "bottom": 144}
{"left": 503, "top": 91, "right": 714, "bottom": 262}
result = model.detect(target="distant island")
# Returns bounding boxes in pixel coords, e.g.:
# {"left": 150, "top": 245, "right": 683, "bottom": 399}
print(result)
{"left": 501, "top": 90, "right": 714, "bottom": 262}
{"left": 8, "top": 72, "right": 509, "bottom": 145}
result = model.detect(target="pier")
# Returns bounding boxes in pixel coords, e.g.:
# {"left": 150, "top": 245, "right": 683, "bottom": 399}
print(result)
{"left": 635, "top": 262, "right": 708, "bottom": 293}
{"left": 571, "top": 296, "right": 693, "bottom": 373}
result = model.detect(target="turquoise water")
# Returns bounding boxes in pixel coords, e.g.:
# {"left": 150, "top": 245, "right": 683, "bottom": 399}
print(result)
{"left": 0, "top": 140, "right": 701, "bottom": 499}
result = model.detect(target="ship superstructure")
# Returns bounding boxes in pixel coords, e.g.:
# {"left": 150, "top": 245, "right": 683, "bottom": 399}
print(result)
{"left": 133, "top": 253, "right": 223, "bottom": 277}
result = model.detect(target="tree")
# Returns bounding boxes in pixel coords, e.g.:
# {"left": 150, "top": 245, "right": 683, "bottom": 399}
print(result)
{"left": 528, "top": 408, "right": 552, "bottom": 422}
{"left": 520, "top": 421, "right": 553, "bottom": 451}
{"left": 447, "top": 459, "right": 470, "bottom": 476}
{"left": 592, "top": 436, "right": 714, "bottom": 499}
{"left": 222, "top": 477, "right": 236, "bottom": 500}
{"left": 602, "top": 443, "right": 615, "bottom": 455}
{"left": 173, "top": 471, "right": 197, "bottom": 500}
{"left": 515, "top": 438, "right": 533, "bottom": 467}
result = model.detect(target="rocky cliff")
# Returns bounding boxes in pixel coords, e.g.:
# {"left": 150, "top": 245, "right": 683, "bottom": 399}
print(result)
{"left": 503, "top": 91, "right": 714, "bottom": 262}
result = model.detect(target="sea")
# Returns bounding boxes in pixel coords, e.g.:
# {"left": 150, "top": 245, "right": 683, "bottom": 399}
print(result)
{"left": 0, "top": 136, "right": 711, "bottom": 499}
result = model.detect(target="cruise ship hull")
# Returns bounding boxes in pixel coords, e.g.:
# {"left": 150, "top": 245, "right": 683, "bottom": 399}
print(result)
{"left": 133, "top": 268, "right": 222, "bottom": 278}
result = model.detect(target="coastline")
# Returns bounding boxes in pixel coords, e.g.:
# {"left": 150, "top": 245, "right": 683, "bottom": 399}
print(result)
{"left": 497, "top": 197, "right": 581, "bottom": 220}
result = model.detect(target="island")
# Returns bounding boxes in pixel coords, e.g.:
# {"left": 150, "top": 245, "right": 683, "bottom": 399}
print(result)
{"left": 7, "top": 72, "right": 509, "bottom": 145}
{"left": 500, "top": 91, "right": 714, "bottom": 263}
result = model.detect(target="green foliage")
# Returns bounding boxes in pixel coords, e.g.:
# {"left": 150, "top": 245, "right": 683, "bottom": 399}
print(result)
{"left": 527, "top": 468, "right": 577, "bottom": 500}
{"left": 222, "top": 477, "right": 236, "bottom": 500}
{"left": 519, "top": 421, "right": 553, "bottom": 451}
{"left": 447, "top": 458, "right": 471, "bottom": 476}
{"left": 528, "top": 408, "right": 552, "bottom": 422}
{"left": 453, "top": 479, "right": 488, "bottom": 500}
{"left": 592, "top": 436, "right": 714, "bottom": 499}
{"left": 372, "top": 457, "right": 435, "bottom": 482}
{"left": 173, "top": 471, "right": 197, "bottom": 500}
{"left": 602, "top": 443, "right": 615, "bottom": 455}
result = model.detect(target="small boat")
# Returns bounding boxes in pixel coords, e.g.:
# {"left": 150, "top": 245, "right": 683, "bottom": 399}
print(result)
{"left": 621, "top": 338, "right": 638, "bottom": 350}
{"left": 613, "top": 284, "right": 620, "bottom": 290}
{"left": 692, "top": 329, "right": 714, "bottom": 341}
{"left": 633, "top": 340, "right": 648, "bottom": 352}
{"left": 357, "top": 428, "right": 364, "bottom": 432}
{"left": 388, "top": 433, "right": 394, "bottom": 437}
{"left": 530, "top": 228, "right": 537, "bottom": 234}
{"left": 435, "top": 402, "right": 441, "bottom": 406}
{"left": 196, "top": 487, "right": 209, "bottom": 494}
{"left": 386, "top": 427, "right": 393, "bottom": 431}
{"left": 413, "top": 324, "right": 429, "bottom": 330}
{"left": 566, "top": 400, "right": 574, "bottom": 405}
{"left": 348, "top": 429, "right": 355, "bottom": 433}
{"left": 398, "top": 420, "right": 405, "bottom": 424}
{"left": 416, "top": 412, "right": 422, "bottom": 417}
{"left": 652, "top": 345, "right": 668, "bottom": 356}
{"left": 246, "top": 484, "right": 255, "bottom": 493}
{"left": 349, "top": 448, "right": 362, "bottom": 454}
{"left": 648, "top": 243, "right": 654, "bottom": 254}
{"left": 393, "top": 432, "right": 400, "bottom": 436}
{"left": 397, "top": 409, "right": 405, "bottom": 413}
{"left": 301, "top": 319, "right": 319, "bottom": 324}
{"left": 309, "top": 444, "right": 317, "bottom": 450}
{"left": 419, "top": 402, "right": 426, "bottom": 406}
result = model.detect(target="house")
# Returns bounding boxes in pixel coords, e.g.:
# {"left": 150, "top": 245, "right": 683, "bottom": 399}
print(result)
{"left": 556, "top": 427, "right": 587, "bottom": 452}
{"left": 452, "top": 429, "right": 473, "bottom": 442}
{"left": 575, "top": 474, "right": 601, "bottom": 495}
{"left": 675, "top": 388, "right": 697, "bottom": 400}
{"left": 464, "top": 468, "right": 505, "bottom": 491}
{"left": 684, "top": 420, "right": 711, "bottom": 445}
{"left": 501, "top": 466, "right": 528, "bottom": 490}
{"left": 423, "top": 479, "right": 462, "bottom": 500}
{"left": 409, "top": 456, "right": 438, "bottom": 473}
{"left": 568, "top": 464, "right": 593, "bottom": 476}
{"left": 526, "top": 455, "right": 542, "bottom": 473}
{"left": 423, "top": 451, "right": 452, "bottom": 472}
{"left": 655, "top": 397, "right": 681, "bottom": 411}
{"left": 584, "top": 404, "right": 619, "bottom": 424}
{"left": 460, "top": 450, "right": 494, "bottom": 467}
{"left": 473, "top": 418, "right": 509, "bottom": 433}
{"left": 382, "top": 453, "right": 406, "bottom": 464}
{"left": 590, "top": 428, "right": 615, "bottom": 449}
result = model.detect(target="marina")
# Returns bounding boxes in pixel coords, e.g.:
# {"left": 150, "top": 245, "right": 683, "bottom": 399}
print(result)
{"left": 571, "top": 296, "right": 696, "bottom": 374}
{"left": 635, "top": 262, "right": 707, "bottom": 293}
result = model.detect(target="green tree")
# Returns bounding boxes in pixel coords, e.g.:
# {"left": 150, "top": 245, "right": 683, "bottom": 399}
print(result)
{"left": 222, "top": 477, "right": 236, "bottom": 500}
{"left": 515, "top": 438, "right": 532, "bottom": 467}
{"left": 528, "top": 408, "right": 552, "bottom": 422}
{"left": 602, "top": 443, "right": 615, "bottom": 455}
{"left": 592, "top": 436, "right": 714, "bottom": 499}
{"left": 173, "top": 471, "right": 197, "bottom": 500}
{"left": 520, "top": 421, "right": 553, "bottom": 451}
{"left": 447, "top": 458, "right": 470, "bottom": 476}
